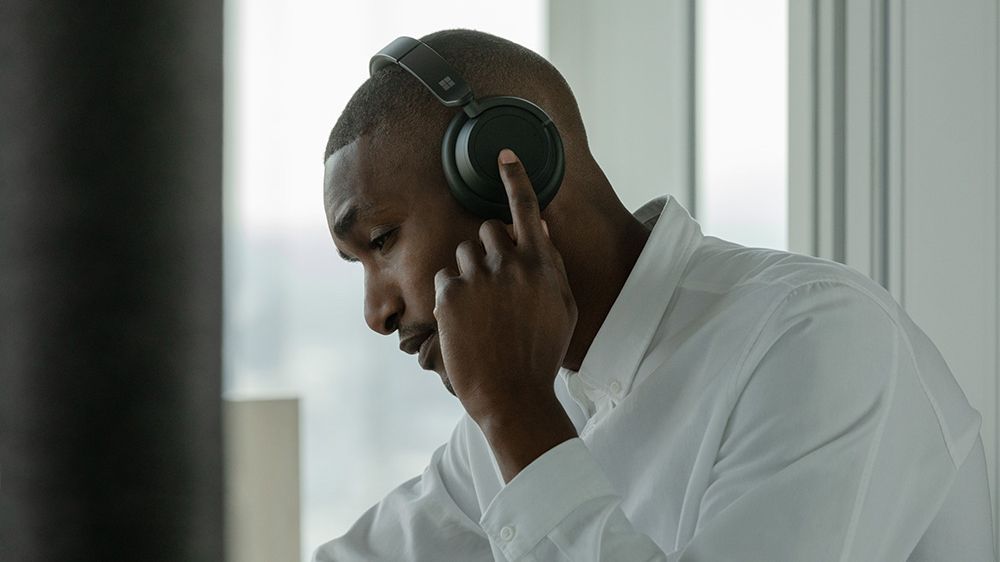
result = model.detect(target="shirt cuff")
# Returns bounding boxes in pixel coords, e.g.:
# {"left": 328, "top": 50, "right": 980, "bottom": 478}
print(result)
{"left": 479, "top": 437, "right": 618, "bottom": 560}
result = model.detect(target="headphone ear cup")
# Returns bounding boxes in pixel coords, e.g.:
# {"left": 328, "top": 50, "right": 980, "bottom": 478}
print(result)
{"left": 441, "top": 96, "right": 564, "bottom": 223}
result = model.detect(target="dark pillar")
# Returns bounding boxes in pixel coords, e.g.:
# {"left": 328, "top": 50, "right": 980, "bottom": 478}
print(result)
{"left": 0, "top": 2, "right": 224, "bottom": 561}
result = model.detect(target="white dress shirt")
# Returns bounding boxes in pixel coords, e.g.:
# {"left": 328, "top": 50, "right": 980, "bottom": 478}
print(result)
{"left": 314, "top": 196, "right": 995, "bottom": 561}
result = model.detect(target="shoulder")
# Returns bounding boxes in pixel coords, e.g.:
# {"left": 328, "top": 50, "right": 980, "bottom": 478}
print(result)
{"left": 684, "top": 238, "right": 899, "bottom": 321}
{"left": 680, "top": 242, "right": 906, "bottom": 401}
{"left": 695, "top": 237, "right": 884, "bottom": 293}
{"left": 676, "top": 240, "right": 904, "bottom": 363}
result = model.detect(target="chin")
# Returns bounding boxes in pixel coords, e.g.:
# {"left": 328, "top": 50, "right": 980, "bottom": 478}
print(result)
{"left": 439, "top": 372, "right": 456, "bottom": 397}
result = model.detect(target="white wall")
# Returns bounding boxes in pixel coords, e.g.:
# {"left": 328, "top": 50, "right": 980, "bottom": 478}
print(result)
{"left": 790, "top": 0, "right": 1000, "bottom": 550}
{"left": 893, "top": 0, "right": 999, "bottom": 549}
{"left": 548, "top": 0, "right": 696, "bottom": 214}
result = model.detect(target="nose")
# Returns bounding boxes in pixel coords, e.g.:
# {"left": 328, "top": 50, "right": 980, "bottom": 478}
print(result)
{"left": 363, "top": 272, "right": 402, "bottom": 335}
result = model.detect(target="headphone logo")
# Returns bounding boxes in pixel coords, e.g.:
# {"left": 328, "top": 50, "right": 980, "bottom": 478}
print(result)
{"left": 438, "top": 76, "right": 456, "bottom": 91}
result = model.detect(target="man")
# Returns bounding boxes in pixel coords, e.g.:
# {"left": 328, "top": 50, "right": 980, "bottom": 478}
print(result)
{"left": 314, "top": 29, "right": 994, "bottom": 561}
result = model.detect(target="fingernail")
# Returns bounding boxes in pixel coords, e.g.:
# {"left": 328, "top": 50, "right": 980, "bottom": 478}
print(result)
{"left": 499, "top": 148, "right": 518, "bottom": 165}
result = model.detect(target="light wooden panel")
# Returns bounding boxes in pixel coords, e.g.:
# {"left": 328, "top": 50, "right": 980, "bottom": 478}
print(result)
{"left": 225, "top": 398, "right": 302, "bottom": 562}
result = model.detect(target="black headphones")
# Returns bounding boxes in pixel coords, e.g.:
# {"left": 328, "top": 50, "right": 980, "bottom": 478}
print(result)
{"left": 370, "top": 36, "right": 565, "bottom": 224}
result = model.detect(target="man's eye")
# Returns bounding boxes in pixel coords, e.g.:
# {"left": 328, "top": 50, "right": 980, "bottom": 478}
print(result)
{"left": 369, "top": 229, "right": 396, "bottom": 252}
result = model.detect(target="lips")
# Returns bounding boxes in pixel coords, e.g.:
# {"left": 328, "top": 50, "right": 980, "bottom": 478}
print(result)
{"left": 399, "top": 331, "right": 432, "bottom": 356}
{"left": 418, "top": 333, "right": 438, "bottom": 370}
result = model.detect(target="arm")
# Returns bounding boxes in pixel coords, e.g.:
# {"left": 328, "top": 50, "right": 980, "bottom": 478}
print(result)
{"left": 472, "top": 281, "right": 977, "bottom": 561}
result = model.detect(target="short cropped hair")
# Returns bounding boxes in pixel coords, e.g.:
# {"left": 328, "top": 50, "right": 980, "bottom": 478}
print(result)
{"left": 324, "top": 29, "right": 586, "bottom": 166}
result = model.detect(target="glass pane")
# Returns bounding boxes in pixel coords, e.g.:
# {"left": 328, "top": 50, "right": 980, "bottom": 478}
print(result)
{"left": 698, "top": 0, "right": 788, "bottom": 250}
{"left": 223, "top": 2, "right": 547, "bottom": 560}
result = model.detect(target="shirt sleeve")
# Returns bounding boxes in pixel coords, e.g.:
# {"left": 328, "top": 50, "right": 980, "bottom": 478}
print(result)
{"left": 312, "top": 416, "right": 494, "bottom": 562}
{"left": 479, "top": 437, "right": 667, "bottom": 561}
{"left": 476, "top": 280, "right": 982, "bottom": 561}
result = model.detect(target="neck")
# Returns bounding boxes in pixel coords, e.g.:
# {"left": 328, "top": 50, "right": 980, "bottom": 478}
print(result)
{"left": 544, "top": 181, "right": 651, "bottom": 373}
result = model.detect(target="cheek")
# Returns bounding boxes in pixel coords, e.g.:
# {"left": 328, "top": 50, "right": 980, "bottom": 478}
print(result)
{"left": 395, "top": 209, "right": 483, "bottom": 308}
{"left": 400, "top": 221, "right": 478, "bottom": 278}
{"left": 395, "top": 238, "right": 457, "bottom": 311}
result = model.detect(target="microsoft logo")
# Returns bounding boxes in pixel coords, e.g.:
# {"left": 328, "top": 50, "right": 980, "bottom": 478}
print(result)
{"left": 438, "top": 76, "right": 456, "bottom": 91}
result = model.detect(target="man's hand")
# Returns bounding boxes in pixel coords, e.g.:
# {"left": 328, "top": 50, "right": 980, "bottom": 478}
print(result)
{"left": 433, "top": 148, "right": 579, "bottom": 481}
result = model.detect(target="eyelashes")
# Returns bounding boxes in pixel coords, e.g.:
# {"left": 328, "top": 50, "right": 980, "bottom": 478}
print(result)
{"left": 369, "top": 228, "right": 397, "bottom": 252}
{"left": 336, "top": 227, "right": 397, "bottom": 264}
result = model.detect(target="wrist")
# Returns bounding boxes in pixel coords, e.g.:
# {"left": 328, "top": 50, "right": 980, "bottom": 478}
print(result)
{"left": 476, "top": 391, "right": 578, "bottom": 483}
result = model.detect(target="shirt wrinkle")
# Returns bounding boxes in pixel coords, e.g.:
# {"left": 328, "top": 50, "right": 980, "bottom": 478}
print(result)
{"left": 314, "top": 195, "right": 993, "bottom": 562}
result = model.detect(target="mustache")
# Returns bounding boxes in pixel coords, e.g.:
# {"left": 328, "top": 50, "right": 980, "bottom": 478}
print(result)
{"left": 398, "top": 321, "right": 437, "bottom": 341}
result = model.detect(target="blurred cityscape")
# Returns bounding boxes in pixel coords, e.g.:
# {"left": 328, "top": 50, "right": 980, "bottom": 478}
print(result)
{"left": 225, "top": 225, "right": 465, "bottom": 557}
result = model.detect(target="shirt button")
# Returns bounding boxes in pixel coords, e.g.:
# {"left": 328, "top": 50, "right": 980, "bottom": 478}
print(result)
{"left": 499, "top": 526, "right": 515, "bottom": 541}
{"left": 609, "top": 381, "right": 622, "bottom": 396}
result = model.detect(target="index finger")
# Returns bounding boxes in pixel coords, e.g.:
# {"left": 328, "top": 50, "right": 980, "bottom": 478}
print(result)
{"left": 498, "top": 148, "right": 545, "bottom": 245}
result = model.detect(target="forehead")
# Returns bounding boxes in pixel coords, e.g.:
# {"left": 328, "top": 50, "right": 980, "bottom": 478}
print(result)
{"left": 324, "top": 140, "right": 393, "bottom": 236}
{"left": 324, "top": 138, "right": 375, "bottom": 218}
{"left": 323, "top": 136, "right": 434, "bottom": 224}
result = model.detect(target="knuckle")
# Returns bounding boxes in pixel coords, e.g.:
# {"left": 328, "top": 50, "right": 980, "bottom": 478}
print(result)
{"left": 484, "top": 252, "right": 504, "bottom": 272}
{"left": 516, "top": 249, "right": 543, "bottom": 269}
{"left": 435, "top": 277, "right": 457, "bottom": 301}
{"left": 455, "top": 240, "right": 483, "bottom": 270}
{"left": 479, "top": 219, "right": 505, "bottom": 238}
{"left": 456, "top": 239, "right": 478, "bottom": 255}
{"left": 494, "top": 260, "right": 518, "bottom": 281}
{"left": 499, "top": 259, "right": 533, "bottom": 283}
{"left": 513, "top": 197, "right": 537, "bottom": 211}
{"left": 434, "top": 268, "right": 453, "bottom": 286}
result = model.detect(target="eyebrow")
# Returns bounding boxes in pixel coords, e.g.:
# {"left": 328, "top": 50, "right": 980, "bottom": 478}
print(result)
{"left": 332, "top": 202, "right": 374, "bottom": 262}
{"left": 333, "top": 204, "right": 362, "bottom": 239}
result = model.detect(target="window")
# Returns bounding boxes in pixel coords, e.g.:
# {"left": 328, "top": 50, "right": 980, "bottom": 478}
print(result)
{"left": 698, "top": 0, "right": 788, "bottom": 250}
{"left": 223, "top": 2, "right": 547, "bottom": 560}
{"left": 226, "top": 3, "right": 791, "bottom": 557}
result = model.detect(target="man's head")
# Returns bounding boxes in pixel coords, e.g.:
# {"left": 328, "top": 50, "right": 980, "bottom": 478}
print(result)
{"left": 324, "top": 29, "right": 595, "bottom": 393}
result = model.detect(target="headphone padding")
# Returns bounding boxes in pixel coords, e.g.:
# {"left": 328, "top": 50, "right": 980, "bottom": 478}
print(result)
{"left": 441, "top": 96, "right": 564, "bottom": 223}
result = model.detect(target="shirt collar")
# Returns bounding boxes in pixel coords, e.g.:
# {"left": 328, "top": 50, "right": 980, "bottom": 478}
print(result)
{"left": 561, "top": 195, "right": 703, "bottom": 401}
